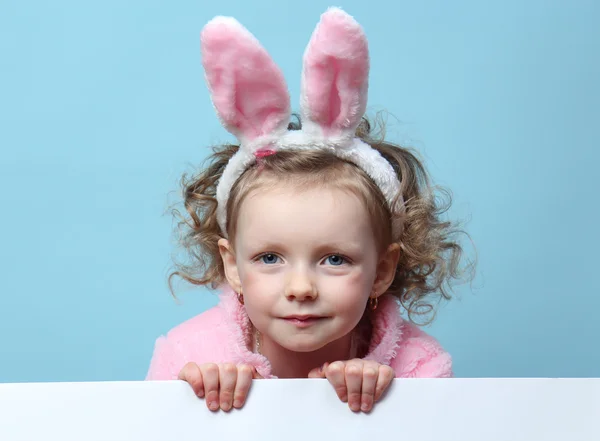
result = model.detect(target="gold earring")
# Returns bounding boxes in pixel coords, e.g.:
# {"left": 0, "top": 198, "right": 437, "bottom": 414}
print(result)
{"left": 369, "top": 296, "right": 378, "bottom": 311}
{"left": 237, "top": 287, "right": 244, "bottom": 305}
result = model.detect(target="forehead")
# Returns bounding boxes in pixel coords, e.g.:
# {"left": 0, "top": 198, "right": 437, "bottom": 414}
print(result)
{"left": 235, "top": 184, "right": 374, "bottom": 244}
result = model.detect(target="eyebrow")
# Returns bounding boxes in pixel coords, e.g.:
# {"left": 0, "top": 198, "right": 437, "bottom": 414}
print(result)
{"left": 314, "top": 242, "right": 363, "bottom": 255}
{"left": 240, "top": 240, "right": 285, "bottom": 252}
{"left": 243, "top": 240, "right": 363, "bottom": 255}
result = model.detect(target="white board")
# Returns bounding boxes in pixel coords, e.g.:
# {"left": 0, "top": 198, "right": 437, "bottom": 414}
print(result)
{"left": 0, "top": 378, "right": 598, "bottom": 440}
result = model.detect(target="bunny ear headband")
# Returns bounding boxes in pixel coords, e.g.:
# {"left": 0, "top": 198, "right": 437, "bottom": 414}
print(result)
{"left": 200, "top": 7, "right": 402, "bottom": 237}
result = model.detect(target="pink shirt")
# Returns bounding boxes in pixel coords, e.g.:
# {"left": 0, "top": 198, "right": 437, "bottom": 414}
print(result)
{"left": 146, "top": 287, "right": 452, "bottom": 380}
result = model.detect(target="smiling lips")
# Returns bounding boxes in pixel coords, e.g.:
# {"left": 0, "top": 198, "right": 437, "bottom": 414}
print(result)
{"left": 282, "top": 315, "right": 328, "bottom": 328}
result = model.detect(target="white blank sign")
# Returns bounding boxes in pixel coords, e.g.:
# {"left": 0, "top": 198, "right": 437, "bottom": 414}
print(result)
{"left": 0, "top": 378, "right": 598, "bottom": 440}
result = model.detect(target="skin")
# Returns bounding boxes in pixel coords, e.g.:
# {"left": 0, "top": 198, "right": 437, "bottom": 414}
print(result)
{"left": 179, "top": 183, "right": 400, "bottom": 412}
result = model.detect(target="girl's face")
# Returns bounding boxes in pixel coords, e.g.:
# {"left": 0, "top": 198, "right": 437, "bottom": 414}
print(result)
{"left": 220, "top": 183, "right": 398, "bottom": 354}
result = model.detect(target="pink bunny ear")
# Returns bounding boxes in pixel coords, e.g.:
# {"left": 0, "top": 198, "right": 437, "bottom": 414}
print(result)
{"left": 300, "top": 8, "right": 370, "bottom": 138}
{"left": 201, "top": 17, "right": 291, "bottom": 145}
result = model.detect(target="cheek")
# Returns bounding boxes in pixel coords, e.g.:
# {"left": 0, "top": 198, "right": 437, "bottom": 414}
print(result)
{"left": 324, "top": 270, "right": 373, "bottom": 315}
{"left": 238, "top": 265, "right": 262, "bottom": 291}
{"left": 238, "top": 265, "right": 281, "bottom": 318}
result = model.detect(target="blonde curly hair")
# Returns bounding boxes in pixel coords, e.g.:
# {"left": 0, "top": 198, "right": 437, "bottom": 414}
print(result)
{"left": 169, "top": 114, "right": 474, "bottom": 325}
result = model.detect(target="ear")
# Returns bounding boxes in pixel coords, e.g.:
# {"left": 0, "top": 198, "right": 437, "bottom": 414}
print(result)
{"left": 218, "top": 238, "right": 241, "bottom": 292}
{"left": 201, "top": 17, "right": 291, "bottom": 146}
{"left": 300, "top": 7, "right": 369, "bottom": 138}
{"left": 372, "top": 243, "right": 401, "bottom": 298}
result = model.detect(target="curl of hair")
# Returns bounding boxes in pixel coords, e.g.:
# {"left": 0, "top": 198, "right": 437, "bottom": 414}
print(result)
{"left": 169, "top": 113, "right": 475, "bottom": 325}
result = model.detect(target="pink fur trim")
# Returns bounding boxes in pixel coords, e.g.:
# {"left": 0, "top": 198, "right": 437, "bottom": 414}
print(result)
{"left": 300, "top": 7, "right": 370, "bottom": 138}
{"left": 363, "top": 295, "right": 403, "bottom": 365}
{"left": 201, "top": 17, "right": 291, "bottom": 145}
{"left": 217, "top": 285, "right": 274, "bottom": 378}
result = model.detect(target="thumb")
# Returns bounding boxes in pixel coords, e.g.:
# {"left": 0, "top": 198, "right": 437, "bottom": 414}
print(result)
{"left": 252, "top": 366, "right": 264, "bottom": 379}
{"left": 307, "top": 362, "right": 329, "bottom": 379}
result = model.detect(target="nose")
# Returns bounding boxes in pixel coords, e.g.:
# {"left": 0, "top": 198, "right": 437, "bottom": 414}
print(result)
{"left": 285, "top": 267, "right": 317, "bottom": 301}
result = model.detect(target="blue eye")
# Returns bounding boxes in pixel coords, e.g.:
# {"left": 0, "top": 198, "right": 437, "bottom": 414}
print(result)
{"left": 260, "top": 254, "right": 280, "bottom": 264}
{"left": 325, "top": 255, "right": 345, "bottom": 266}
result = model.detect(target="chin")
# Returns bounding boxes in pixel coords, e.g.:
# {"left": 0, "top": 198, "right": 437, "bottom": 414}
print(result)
{"left": 279, "top": 337, "right": 329, "bottom": 353}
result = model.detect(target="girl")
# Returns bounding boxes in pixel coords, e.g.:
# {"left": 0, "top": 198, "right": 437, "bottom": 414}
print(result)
{"left": 146, "top": 7, "right": 471, "bottom": 413}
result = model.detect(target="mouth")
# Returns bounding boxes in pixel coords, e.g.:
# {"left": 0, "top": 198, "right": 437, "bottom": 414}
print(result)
{"left": 280, "top": 315, "right": 329, "bottom": 328}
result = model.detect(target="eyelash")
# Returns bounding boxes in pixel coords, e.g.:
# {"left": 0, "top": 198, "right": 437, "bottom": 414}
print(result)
{"left": 324, "top": 255, "right": 347, "bottom": 266}
{"left": 256, "top": 253, "right": 281, "bottom": 265}
{"left": 254, "top": 253, "right": 351, "bottom": 266}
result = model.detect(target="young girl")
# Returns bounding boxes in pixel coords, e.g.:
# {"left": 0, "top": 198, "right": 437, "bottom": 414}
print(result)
{"left": 146, "top": 7, "right": 471, "bottom": 413}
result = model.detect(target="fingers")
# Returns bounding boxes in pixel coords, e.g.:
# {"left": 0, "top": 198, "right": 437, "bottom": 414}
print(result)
{"left": 218, "top": 363, "right": 238, "bottom": 411}
{"left": 324, "top": 360, "right": 396, "bottom": 413}
{"left": 199, "top": 363, "right": 221, "bottom": 411}
{"left": 232, "top": 364, "right": 254, "bottom": 409}
{"left": 344, "top": 361, "right": 364, "bottom": 412}
{"left": 374, "top": 365, "right": 395, "bottom": 402}
{"left": 180, "top": 360, "right": 394, "bottom": 414}
{"left": 252, "top": 366, "right": 264, "bottom": 379}
{"left": 359, "top": 362, "right": 379, "bottom": 412}
{"left": 325, "top": 361, "right": 348, "bottom": 402}
{"left": 325, "top": 360, "right": 367, "bottom": 412}
{"left": 179, "top": 363, "right": 258, "bottom": 412}
{"left": 307, "top": 362, "right": 328, "bottom": 379}
{"left": 178, "top": 362, "right": 205, "bottom": 397}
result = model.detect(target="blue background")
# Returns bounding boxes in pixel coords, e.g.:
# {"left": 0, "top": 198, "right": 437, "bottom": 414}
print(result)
{"left": 1, "top": 0, "right": 598, "bottom": 383}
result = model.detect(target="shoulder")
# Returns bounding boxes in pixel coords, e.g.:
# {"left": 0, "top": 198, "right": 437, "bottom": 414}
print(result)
{"left": 391, "top": 320, "right": 453, "bottom": 378}
{"left": 145, "top": 302, "right": 233, "bottom": 381}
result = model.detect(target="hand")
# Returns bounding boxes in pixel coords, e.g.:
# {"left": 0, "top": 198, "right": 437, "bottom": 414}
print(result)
{"left": 178, "top": 362, "right": 262, "bottom": 411}
{"left": 308, "top": 359, "right": 394, "bottom": 412}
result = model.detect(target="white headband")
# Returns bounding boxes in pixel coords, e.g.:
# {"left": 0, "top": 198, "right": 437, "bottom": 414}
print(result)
{"left": 200, "top": 7, "right": 403, "bottom": 237}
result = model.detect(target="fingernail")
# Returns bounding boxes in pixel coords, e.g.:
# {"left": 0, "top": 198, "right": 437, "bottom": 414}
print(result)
{"left": 233, "top": 399, "right": 242, "bottom": 408}
{"left": 221, "top": 401, "right": 231, "bottom": 411}
{"left": 208, "top": 401, "right": 219, "bottom": 411}
{"left": 361, "top": 402, "right": 370, "bottom": 412}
